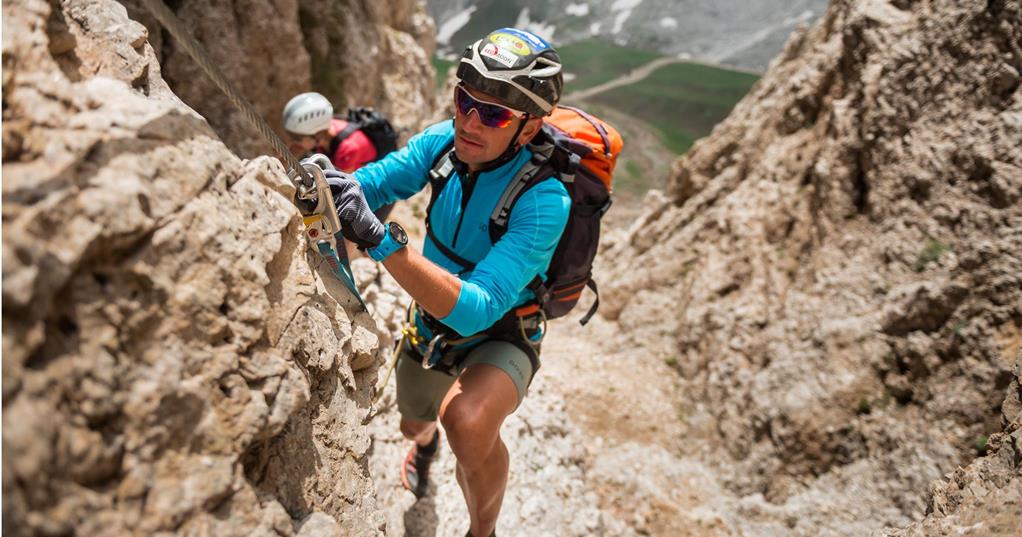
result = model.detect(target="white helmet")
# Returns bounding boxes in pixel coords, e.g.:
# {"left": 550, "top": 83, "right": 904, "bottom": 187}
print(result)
{"left": 282, "top": 92, "right": 333, "bottom": 135}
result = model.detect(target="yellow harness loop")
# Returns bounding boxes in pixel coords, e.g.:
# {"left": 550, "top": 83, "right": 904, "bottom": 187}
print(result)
{"left": 370, "top": 302, "right": 422, "bottom": 406}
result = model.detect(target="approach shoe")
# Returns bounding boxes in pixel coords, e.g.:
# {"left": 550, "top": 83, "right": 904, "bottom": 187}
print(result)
{"left": 401, "top": 430, "right": 438, "bottom": 499}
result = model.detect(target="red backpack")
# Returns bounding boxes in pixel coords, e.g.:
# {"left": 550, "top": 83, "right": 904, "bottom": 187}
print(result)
{"left": 428, "top": 106, "right": 624, "bottom": 325}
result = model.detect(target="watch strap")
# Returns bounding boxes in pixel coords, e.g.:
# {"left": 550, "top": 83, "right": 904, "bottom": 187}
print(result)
{"left": 367, "top": 223, "right": 403, "bottom": 262}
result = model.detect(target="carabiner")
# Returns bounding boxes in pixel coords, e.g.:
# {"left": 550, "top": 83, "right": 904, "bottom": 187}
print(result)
{"left": 421, "top": 334, "right": 443, "bottom": 370}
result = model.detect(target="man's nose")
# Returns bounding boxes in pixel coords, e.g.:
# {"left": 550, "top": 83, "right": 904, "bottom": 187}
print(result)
{"left": 462, "top": 107, "right": 485, "bottom": 132}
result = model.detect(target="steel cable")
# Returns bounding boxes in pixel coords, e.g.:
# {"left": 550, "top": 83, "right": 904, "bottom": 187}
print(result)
{"left": 139, "top": 0, "right": 313, "bottom": 188}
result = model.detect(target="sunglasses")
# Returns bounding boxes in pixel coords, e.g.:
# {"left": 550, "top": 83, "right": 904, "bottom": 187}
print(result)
{"left": 454, "top": 85, "right": 526, "bottom": 128}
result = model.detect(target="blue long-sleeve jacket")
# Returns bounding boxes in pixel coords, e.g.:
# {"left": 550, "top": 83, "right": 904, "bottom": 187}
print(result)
{"left": 354, "top": 120, "right": 571, "bottom": 338}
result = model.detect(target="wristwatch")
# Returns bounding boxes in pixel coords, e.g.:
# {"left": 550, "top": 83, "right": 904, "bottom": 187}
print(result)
{"left": 367, "top": 221, "right": 408, "bottom": 262}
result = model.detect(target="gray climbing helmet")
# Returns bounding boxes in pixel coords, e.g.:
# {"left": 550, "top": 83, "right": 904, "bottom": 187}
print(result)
{"left": 456, "top": 28, "right": 563, "bottom": 117}
{"left": 282, "top": 92, "right": 333, "bottom": 135}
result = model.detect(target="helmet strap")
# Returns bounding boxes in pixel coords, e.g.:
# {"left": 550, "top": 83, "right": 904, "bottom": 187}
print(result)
{"left": 489, "top": 114, "right": 531, "bottom": 170}
{"left": 505, "top": 114, "right": 530, "bottom": 153}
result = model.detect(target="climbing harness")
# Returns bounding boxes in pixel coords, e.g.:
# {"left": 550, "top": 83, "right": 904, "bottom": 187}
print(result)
{"left": 410, "top": 302, "right": 544, "bottom": 378}
{"left": 366, "top": 298, "right": 498, "bottom": 417}
{"left": 140, "top": 0, "right": 365, "bottom": 309}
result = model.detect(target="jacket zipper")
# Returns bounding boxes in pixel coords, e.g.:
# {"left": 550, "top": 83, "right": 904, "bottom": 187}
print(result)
{"left": 451, "top": 170, "right": 477, "bottom": 248}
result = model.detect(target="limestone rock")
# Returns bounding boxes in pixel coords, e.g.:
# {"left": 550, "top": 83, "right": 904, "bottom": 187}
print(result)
{"left": 599, "top": 0, "right": 1022, "bottom": 533}
{"left": 123, "top": 0, "right": 436, "bottom": 157}
{"left": 2, "top": 0, "right": 405, "bottom": 534}
{"left": 877, "top": 352, "right": 1022, "bottom": 537}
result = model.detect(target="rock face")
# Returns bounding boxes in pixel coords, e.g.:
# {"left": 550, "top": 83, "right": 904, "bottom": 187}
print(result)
{"left": 123, "top": 0, "right": 436, "bottom": 157}
{"left": 599, "top": 0, "right": 1021, "bottom": 533}
{"left": 880, "top": 352, "right": 1022, "bottom": 536}
{"left": 2, "top": 0, "right": 428, "bottom": 535}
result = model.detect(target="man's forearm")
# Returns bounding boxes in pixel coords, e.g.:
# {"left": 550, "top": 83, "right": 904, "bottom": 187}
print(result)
{"left": 382, "top": 246, "right": 462, "bottom": 319}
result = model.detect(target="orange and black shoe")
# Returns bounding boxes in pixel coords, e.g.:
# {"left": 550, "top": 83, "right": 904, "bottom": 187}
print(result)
{"left": 401, "top": 430, "right": 438, "bottom": 499}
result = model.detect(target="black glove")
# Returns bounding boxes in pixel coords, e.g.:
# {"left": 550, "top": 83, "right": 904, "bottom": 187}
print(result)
{"left": 324, "top": 170, "right": 386, "bottom": 250}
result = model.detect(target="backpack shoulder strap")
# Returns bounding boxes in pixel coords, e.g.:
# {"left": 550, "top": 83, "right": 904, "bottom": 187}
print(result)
{"left": 328, "top": 121, "right": 361, "bottom": 158}
{"left": 487, "top": 140, "right": 570, "bottom": 243}
{"left": 426, "top": 139, "right": 456, "bottom": 216}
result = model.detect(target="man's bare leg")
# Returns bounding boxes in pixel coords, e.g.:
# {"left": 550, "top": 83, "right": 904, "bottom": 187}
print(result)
{"left": 439, "top": 364, "right": 519, "bottom": 537}
{"left": 400, "top": 417, "right": 437, "bottom": 446}
{"left": 454, "top": 437, "right": 508, "bottom": 535}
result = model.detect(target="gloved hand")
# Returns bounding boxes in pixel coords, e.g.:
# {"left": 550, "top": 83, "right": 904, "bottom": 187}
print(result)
{"left": 324, "top": 170, "right": 386, "bottom": 250}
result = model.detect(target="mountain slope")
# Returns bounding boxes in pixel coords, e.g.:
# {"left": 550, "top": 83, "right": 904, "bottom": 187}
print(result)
{"left": 596, "top": 0, "right": 1022, "bottom": 532}
{"left": 428, "top": 0, "right": 829, "bottom": 71}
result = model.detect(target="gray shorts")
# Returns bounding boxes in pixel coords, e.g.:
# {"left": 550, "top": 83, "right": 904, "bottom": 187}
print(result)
{"left": 396, "top": 340, "right": 538, "bottom": 422}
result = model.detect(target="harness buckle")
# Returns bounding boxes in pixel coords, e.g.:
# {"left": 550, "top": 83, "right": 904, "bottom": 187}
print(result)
{"left": 421, "top": 334, "right": 444, "bottom": 370}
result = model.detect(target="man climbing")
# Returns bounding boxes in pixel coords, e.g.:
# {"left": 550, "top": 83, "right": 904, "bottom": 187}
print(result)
{"left": 313, "top": 28, "right": 568, "bottom": 537}
{"left": 283, "top": 92, "right": 398, "bottom": 220}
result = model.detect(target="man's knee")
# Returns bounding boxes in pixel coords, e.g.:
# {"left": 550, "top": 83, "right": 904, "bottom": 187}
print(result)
{"left": 440, "top": 400, "right": 497, "bottom": 466}
{"left": 400, "top": 417, "right": 435, "bottom": 443}
{"left": 440, "top": 399, "right": 488, "bottom": 442}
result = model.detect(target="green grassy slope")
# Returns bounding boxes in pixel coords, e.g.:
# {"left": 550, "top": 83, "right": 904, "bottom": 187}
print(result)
{"left": 576, "top": 101, "right": 673, "bottom": 200}
{"left": 587, "top": 62, "right": 759, "bottom": 155}
{"left": 432, "top": 56, "right": 457, "bottom": 90}
{"left": 558, "top": 39, "right": 662, "bottom": 92}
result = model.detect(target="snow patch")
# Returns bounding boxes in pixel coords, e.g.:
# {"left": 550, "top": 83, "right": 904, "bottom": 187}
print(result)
{"left": 611, "top": 0, "right": 643, "bottom": 11}
{"left": 660, "top": 17, "right": 678, "bottom": 29}
{"left": 590, "top": 22, "right": 603, "bottom": 35}
{"left": 514, "top": 7, "right": 556, "bottom": 44}
{"left": 610, "top": 0, "right": 642, "bottom": 34}
{"left": 566, "top": 3, "right": 590, "bottom": 17}
{"left": 436, "top": 6, "right": 476, "bottom": 45}
{"left": 612, "top": 10, "right": 631, "bottom": 34}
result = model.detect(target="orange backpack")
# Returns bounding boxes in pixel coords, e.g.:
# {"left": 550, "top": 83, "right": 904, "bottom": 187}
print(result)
{"left": 543, "top": 105, "right": 623, "bottom": 192}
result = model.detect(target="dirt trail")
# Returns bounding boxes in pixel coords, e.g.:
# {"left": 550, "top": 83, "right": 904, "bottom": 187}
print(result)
{"left": 563, "top": 57, "right": 683, "bottom": 102}
{"left": 534, "top": 316, "right": 733, "bottom": 536}
{"left": 365, "top": 277, "right": 735, "bottom": 535}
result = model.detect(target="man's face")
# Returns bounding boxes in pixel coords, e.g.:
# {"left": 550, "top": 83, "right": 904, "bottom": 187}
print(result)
{"left": 287, "top": 133, "right": 317, "bottom": 156}
{"left": 453, "top": 85, "right": 532, "bottom": 168}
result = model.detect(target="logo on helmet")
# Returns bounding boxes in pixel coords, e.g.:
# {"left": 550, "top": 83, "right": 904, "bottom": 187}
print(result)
{"left": 489, "top": 33, "right": 531, "bottom": 55}
{"left": 498, "top": 28, "right": 549, "bottom": 51}
{"left": 480, "top": 43, "right": 518, "bottom": 68}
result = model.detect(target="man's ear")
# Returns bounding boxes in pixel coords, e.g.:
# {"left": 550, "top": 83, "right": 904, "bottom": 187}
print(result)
{"left": 516, "top": 116, "right": 545, "bottom": 146}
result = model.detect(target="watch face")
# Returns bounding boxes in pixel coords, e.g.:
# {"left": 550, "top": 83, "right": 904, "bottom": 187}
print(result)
{"left": 388, "top": 222, "right": 408, "bottom": 245}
